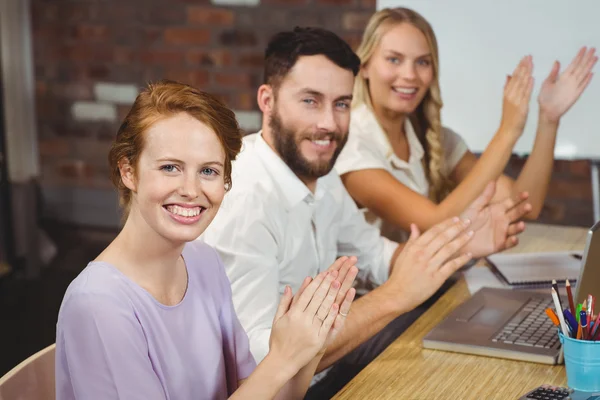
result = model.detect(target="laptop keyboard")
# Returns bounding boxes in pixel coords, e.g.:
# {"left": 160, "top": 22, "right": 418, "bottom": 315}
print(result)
{"left": 492, "top": 297, "right": 560, "bottom": 349}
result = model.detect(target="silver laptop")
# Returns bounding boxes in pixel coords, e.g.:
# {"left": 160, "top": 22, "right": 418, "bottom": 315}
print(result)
{"left": 423, "top": 221, "right": 600, "bottom": 364}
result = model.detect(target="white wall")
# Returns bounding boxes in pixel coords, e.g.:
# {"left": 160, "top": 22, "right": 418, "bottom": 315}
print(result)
{"left": 377, "top": 0, "right": 599, "bottom": 159}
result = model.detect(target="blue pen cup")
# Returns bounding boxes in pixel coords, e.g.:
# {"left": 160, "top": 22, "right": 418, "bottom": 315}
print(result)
{"left": 559, "top": 333, "right": 600, "bottom": 392}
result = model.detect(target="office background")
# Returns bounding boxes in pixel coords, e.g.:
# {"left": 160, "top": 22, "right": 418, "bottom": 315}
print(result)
{"left": 0, "top": 0, "right": 595, "bottom": 377}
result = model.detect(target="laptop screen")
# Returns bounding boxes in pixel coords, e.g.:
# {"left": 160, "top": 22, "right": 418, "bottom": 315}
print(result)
{"left": 575, "top": 220, "right": 600, "bottom": 305}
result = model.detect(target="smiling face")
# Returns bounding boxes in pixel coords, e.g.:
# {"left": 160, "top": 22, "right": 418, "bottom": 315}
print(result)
{"left": 264, "top": 55, "right": 355, "bottom": 181}
{"left": 122, "top": 112, "right": 226, "bottom": 244}
{"left": 363, "top": 22, "right": 435, "bottom": 115}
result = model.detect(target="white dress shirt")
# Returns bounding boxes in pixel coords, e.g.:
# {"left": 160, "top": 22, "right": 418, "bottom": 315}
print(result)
{"left": 335, "top": 103, "right": 469, "bottom": 243}
{"left": 201, "top": 132, "right": 398, "bottom": 363}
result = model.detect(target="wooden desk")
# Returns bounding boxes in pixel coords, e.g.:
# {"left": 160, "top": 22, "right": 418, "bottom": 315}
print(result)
{"left": 333, "top": 224, "right": 589, "bottom": 400}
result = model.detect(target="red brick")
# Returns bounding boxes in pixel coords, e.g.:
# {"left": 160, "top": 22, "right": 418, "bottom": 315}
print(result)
{"left": 568, "top": 160, "right": 591, "bottom": 178}
{"left": 188, "top": 7, "right": 234, "bottom": 25}
{"left": 360, "top": 0, "right": 376, "bottom": 8}
{"left": 186, "top": 50, "right": 232, "bottom": 67}
{"left": 57, "top": 160, "right": 95, "bottom": 179}
{"left": 113, "top": 47, "right": 135, "bottom": 65}
{"left": 342, "top": 11, "right": 371, "bottom": 31}
{"left": 88, "top": 65, "right": 111, "bottom": 80}
{"left": 69, "top": 24, "right": 110, "bottom": 41}
{"left": 547, "top": 179, "right": 592, "bottom": 201}
{"left": 236, "top": 92, "right": 257, "bottom": 111}
{"left": 238, "top": 53, "right": 264, "bottom": 68}
{"left": 219, "top": 30, "right": 257, "bottom": 47}
{"left": 342, "top": 33, "right": 363, "bottom": 50}
{"left": 38, "top": 138, "right": 71, "bottom": 158}
{"left": 215, "top": 72, "right": 254, "bottom": 88}
{"left": 117, "top": 105, "right": 132, "bottom": 123}
{"left": 164, "top": 69, "right": 210, "bottom": 87}
{"left": 164, "top": 28, "right": 211, "bottom": 46}
{"left": 51, "top": 83, "right": 93, "bottom": 100}
{"left": 36, "top": 81, "right": 48, "bottom": 96}
{"left": 58, "top": 3, "right": 100, "bottom": 23}
{"left": 263, "top": 0, "right": 309, "bottom": 3}
{"left": 142, "top": 7, "right": 186, "bottom": 25}
{"left": 143, "top": 28, "right": 164, "bottom": 46}
{"left": 141, "top": 50, "right": 185, "bottom": 65}
{"left": 316, "top": 0, "right": 355, "bottom": 4}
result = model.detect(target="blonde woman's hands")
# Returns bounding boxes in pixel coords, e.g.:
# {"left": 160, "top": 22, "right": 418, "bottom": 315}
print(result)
{"left": 500, "top": 56, "right": 535, "bottom": 137}
{"left": 538, "top": 47, "right": 597, "bottom": 123}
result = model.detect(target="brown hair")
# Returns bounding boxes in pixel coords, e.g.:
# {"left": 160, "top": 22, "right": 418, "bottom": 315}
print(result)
{"left": 108, "top": 79, "right": 243, "bottom": 217}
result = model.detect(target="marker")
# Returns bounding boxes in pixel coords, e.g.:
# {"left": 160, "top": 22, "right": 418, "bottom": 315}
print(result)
{"left": 580, "top": 311, "right": 588, "bottom": 340}
{"left": 546, "top": 308, "right": 560, "bottom": 327}
{"left": 563, "top": 309, "right": 578, "bottom": 335}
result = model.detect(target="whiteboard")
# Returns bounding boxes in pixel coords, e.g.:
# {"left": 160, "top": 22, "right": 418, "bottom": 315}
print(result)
{"left": 377, "top": 0, "right": 600, "bottom": 159}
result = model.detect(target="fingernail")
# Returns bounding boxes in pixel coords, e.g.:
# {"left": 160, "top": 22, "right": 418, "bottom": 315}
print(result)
{"left": 468, "top": 230, "right": 475, "bottom": 236}
{"left": 452, "top": 216, "right": 459, "bottom": 223}
{"left": 463, "top": 219, "right": 471, "bottom": 225}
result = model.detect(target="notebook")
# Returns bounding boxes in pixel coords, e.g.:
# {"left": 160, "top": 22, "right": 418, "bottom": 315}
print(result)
{"left": 485, "top": 251, "right": 583, "bottom": 287}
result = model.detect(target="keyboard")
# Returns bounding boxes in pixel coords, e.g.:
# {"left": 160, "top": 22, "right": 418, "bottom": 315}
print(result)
{"left": 492, "top": 297, "right": 560, "bottom": 349}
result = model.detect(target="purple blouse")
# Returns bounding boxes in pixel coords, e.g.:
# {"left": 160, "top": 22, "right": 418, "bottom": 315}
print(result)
{"left": 55, "top": 241, "right": 257, "bottom": 399}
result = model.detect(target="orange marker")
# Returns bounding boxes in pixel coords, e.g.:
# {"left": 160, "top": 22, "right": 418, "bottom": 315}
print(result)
{"left": 545, "top": 308, "right": 560, "bottom": 327}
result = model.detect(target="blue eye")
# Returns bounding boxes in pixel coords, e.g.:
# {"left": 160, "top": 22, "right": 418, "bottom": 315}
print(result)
{"left": 387, "top": 57, "right": 400, "bottom": 64}
{"left": 160, "top": 164, "right": 177, "bottom": 173}
{"left": 201, "top": 168, "right": 217, "bottom": 176}
{"left": 303, "top": 99, "right": 316, "bottom": 105}
{"left": 417, "top": 59, "right": 431, "bottom": 66}
{"left": 336, "top": 102, "right": 350, "bottom": 109}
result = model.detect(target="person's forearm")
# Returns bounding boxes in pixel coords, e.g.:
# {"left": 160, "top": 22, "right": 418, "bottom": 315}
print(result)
{"left": 510, "top": 112, "right": 558, "bottom": 218}
{"left": 316, "top": 284, "right": 406, "bottom": 371}
{"left": 230, "top": 353, "right": 296, "bottom": 400}
{"left": 436, "top": 128, "right": 519, "bottom": 220}
{"left": 274, "top": 355, "right": 322, "bottom": 400}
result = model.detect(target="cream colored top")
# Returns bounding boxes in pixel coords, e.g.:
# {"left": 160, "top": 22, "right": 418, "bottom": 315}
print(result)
{"left": 335, "top": 103, "right": 469, "bottom": 242}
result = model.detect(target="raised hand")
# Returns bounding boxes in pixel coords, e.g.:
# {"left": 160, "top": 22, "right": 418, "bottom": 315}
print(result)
{"left": 538, "top": 47, "right": 597, "bottom": 123}
{"left": 500, "top": 55, "right": 535, "bottom": 136}
{"left": 268, "top": 270, "right": 341, "bottom": 373}
{"left": 385, "top": 218, "right": 474, "bottom": 312}
{"left": 460, "top": 181, "right": 531, "bottom": 258}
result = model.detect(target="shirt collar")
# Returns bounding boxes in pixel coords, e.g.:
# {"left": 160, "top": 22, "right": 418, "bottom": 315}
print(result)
{"left": 354, "top": 104, "right": 425, "bottom": 168}
{"left": 253, "top": 131, "right": 324, "bottom": 210}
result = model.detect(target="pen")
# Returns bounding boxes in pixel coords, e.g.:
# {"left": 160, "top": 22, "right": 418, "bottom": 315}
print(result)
{"left": 563, "top": 309, "right": 578, "bottom": 335}
{"left": 566, "top": 280, "right": 576, "bottom": 317}
{"left": 551, "top": 287, "right": 570, "bottom": 338}
{"left": 580, "top": 311, "right": 588, "bottom": 340}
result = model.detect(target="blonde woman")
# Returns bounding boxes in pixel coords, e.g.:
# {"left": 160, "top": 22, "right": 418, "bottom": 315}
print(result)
{"left": 335, "top": 7, "right": 597, "bottom": 245}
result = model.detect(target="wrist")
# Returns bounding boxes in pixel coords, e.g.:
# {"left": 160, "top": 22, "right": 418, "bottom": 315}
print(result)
{"left": 262, "top": 351, "right": 300, "bottom": 383}
{"left": 378, "top": 282, "right": 413, "bottom": 316}
{"left": 538, "top": 110, "right": 560, "bottom": 127}
{"left": 496, "top": 123, "right": 523, "bottom": 143}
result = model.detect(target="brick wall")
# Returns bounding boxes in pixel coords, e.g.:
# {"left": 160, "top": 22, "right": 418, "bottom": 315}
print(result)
{"left": 29, "top": 0, "right": 593, "bottom": 228}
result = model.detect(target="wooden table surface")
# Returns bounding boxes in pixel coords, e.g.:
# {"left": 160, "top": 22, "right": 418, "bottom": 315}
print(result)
{"left": 333, "top": 224, "right": 590, "bottom": 400}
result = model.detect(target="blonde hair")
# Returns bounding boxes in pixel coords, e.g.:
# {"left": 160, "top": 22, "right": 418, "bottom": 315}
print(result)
{"left": 353, "top": 7, "right": 452, "bottom": 202}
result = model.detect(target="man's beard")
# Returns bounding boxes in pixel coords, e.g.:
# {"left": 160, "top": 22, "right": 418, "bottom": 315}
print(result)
{"left": 269, "top": 109, "right": 348, "bottom": 181}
